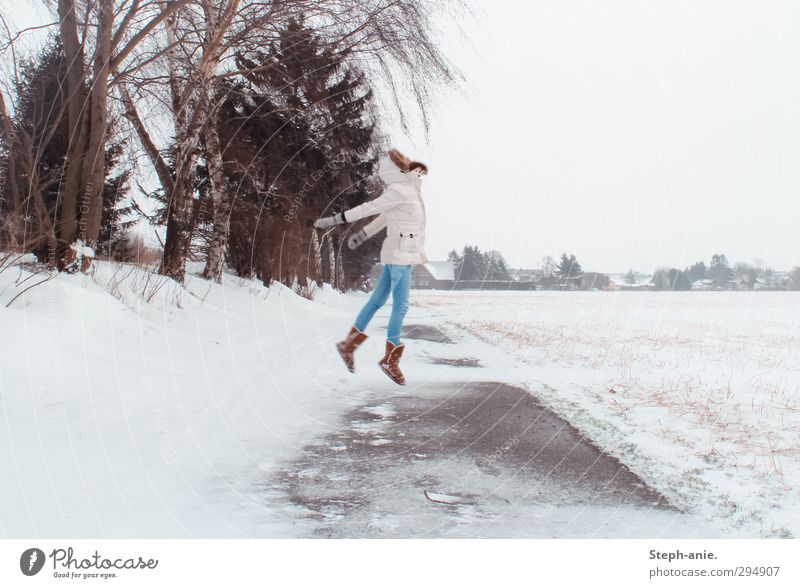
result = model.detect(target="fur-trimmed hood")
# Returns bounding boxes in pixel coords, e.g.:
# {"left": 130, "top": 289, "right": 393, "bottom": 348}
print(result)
{"left": 377, "top": 149, "right": 407, "bottom": 185}
{"left": 377, "top": 148, "right": 423, "bottom": 187}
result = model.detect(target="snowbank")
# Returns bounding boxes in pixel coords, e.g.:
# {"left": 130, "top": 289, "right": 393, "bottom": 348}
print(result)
{"left": 0, "top": 260, "right": 368, "bottom": 537}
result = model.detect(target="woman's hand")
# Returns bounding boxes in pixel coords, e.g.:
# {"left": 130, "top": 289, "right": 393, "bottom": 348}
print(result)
{"left": 314, "top": 212, "right": 347, "bottom": 229}
{"left": 347, "top": 229, "right": 368, "bottom": 250}
{"left": 314, "top": 212, "right": 346, "bottom": 230}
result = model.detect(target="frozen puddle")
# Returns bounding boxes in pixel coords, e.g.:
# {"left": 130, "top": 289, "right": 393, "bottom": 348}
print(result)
{"left": 265, "top": 382, "right": 719, "bottom": 537}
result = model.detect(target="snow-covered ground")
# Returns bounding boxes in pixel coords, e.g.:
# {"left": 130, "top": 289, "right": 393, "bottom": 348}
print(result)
{"left": 416, "top": 290, "right": 800, "bottom": 538}
{"left": 1, "top": 260, "right": 798, "bottom": 537}
{"left": 0, "top": 259, "right": 367, "bottom": 537}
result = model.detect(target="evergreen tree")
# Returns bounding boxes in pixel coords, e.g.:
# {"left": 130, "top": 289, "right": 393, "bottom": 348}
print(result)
{"left": 486, "top": 250, "right": 510, "bottom": 280}
{"left": 651, "top": 268, "right": 667, "bottom": 290}
{"left": 788, "top": 267, "right": 800, "bottom": 291}
{"left": 0, "top": 38, "right": 68, "bottom": 256}
{"left": 673, "top": 269, "right": 692, "bottom": 290}
{"left": 686, "top": 261, "right": 707, "bottom": 282}
{"left": 448, "top": 245, "right": 511, "bottom": 281}
{"left": 448, "top": 249, "right": 463, "bottom": 279}
{"left": 708, "top": 254, "right": 733, "bottom": 289}
{"left": 97, "top": 140, "right": 135, "bottom": 260}
{"left": 459, "top": 245, "right": 488, "bottom": 280}
{"left": 652, "top": 268, "right": 692, "bottom": 291}
{"left": 556, "top": 253, "right": 582, "bottom": 278}
{"left": 216, "top": 19, "right": 379, "bottom": 288}
{"left": 0, "top": 37, "right": 132, "bottom": 261}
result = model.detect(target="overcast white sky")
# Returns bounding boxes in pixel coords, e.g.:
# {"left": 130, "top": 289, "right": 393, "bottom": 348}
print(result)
{"left": 389, "top": 0, "right": 800, "bottom": 272}
{"left": 4, "top": 1, "right": 800, "bottom": 272}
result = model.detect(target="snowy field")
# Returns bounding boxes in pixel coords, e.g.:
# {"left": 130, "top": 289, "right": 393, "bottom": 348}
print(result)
{"left": 1, "top": 259, "right": 798, "bottom": 538}
{"left": 417, "top": 290, "right": 800, "bottom": 538}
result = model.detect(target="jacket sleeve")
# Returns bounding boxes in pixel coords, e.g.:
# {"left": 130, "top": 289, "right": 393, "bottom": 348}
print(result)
{"left": 362, "top": 213, "right": 388, "bottom": 238}
{"left": 343, "top": 188, "right": 402, "bottom": 223}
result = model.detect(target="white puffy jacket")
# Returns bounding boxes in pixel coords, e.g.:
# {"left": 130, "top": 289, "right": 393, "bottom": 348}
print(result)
{"left": 343, "top": 155, "right": 428, "bottom": 265}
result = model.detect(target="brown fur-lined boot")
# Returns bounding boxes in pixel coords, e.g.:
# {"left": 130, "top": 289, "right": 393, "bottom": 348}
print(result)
{"left": 336, "top": 326, "right": 368, "bottom": 373}
{"left": 378, "top": 340, "right": 406, "bottom": 385}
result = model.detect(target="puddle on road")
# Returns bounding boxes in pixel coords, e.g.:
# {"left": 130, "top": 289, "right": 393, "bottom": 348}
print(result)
{"left": 390, "top": 324, "right": 455, "bottom": 344}
{"left": 427, "top": 357, "right": 481, "bottom": 367}
{"left": 262, "top": 382, "right": 695, "bottom": 538}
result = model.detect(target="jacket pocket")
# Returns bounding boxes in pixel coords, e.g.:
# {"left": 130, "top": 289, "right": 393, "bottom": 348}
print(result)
{"left": 398, "top": 232, "right": 420, "bottom": 254}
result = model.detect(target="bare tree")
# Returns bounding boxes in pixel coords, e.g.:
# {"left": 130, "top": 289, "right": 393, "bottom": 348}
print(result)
{"left": 50, "top": 0, "right": 187, "bottom": 270}
{"left": 117, "top": 0, "right": 462, "bottom": 283}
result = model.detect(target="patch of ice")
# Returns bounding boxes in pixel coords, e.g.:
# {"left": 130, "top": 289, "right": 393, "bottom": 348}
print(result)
{"left": 363, "top": 404, "right": 397, "bottom": 418}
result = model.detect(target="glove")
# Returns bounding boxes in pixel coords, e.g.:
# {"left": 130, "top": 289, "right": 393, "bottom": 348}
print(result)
{"left": 347, "top": 229, "right": 368, "bottom": 250}
{"left": 314, "top": 212, "right": 346, "bottom": 229}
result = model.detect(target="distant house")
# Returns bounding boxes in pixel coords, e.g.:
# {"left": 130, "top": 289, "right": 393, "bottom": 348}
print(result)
{"left": 608, "top": 272, "right": 652, "bottom": 286}
{"left": 538, "top": 275, "right": 561, "bottom": 290}
{"left": 619, "top": 282, "right": 655, "bottom": 291}
{"left": 411, "top": 261, "right": 455, "bottom": 289}
{"left": 559, "top": 275, "right": 583, "bottom": 291}
{"left": 580, "top": 272, "right": 611, "bottom": 290}
{"left": 691, "top": 279, "right": 715, "bottom": 291}
{"left": 509, "top": 268, "right": 544, "bottom": 282}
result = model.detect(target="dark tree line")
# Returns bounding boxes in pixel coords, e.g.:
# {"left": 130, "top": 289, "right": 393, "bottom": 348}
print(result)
{"left": 440, "top": 247, "right": 800, "bottom": 292}
{"left": 140, "top": 19, "right": 382, "bottom": 290}
{"left": 650, "top": 253, "right": 794, "bottom": 291}
{"left": 651, "top": 268, "right": 692, "bottom": 291}
{"left": 448, "top": 245, "right": 510, "bottom": 281}
{"left": 0, "top": 1, "right": 461, "bottom": 291}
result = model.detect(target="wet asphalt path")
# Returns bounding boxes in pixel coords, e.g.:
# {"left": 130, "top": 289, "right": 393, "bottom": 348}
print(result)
{"left": 261, "top": 325, "right": 701, "bottom": 538}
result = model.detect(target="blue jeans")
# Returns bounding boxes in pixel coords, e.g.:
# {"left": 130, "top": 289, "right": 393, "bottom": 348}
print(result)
{"left": 355, "top": 264, "right": 412, "bottom": 345}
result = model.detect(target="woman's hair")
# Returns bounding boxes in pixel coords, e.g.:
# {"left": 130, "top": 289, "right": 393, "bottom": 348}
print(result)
{"left": 388, "top": 148, "right": 412, "bottom": 171}
{"left": 388, "top": 148, "right": 428, "bottom": 174}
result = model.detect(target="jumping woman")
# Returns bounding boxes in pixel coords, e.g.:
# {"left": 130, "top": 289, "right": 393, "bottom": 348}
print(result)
{"left": 314, "top": 149, "right": 428, "bottom": 385}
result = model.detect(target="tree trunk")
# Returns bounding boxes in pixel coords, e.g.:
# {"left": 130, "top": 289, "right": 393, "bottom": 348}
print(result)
{"left": 311, "top": 229, "right": 323, "bottom": 279}
{"left": 56, "top": 0, "right": 88, "bottom": 264}
{"left": 336, "top": 244, "right": 345, "bottom": 291}
{"left": 119, "top": 75, "right": 198, "bottom": 282}
{"left": 200, "top": 108, "right": 232, "bottom": 283}
{"left": 160, "top": 165, "right": 200, "bottom": 281}
{"left": 158, "top": 7, "right": 206, "bottom": 283}
{"left": 328, "top": 237, "right": 336, "bottom": 287}
{"left": 157, "top": 0, "right": 244, "bottom": 283}
{"left": 77, "top": 0, "right": 114, "bottom": 248}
